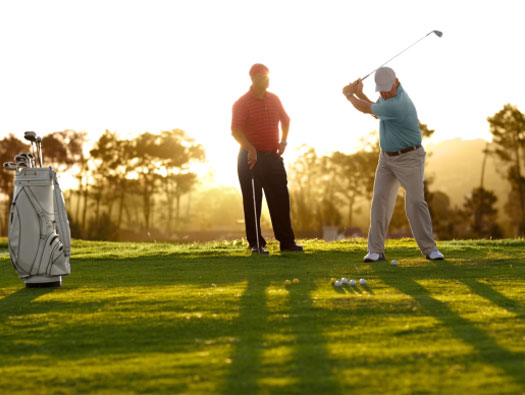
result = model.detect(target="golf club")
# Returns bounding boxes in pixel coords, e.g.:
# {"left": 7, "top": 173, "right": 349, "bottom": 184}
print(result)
{"left": 3, "top": 162, "right": 17, "bottom": 171}
{"left": 251, "top": 173, "right": 261, "bottom": 254}
{"left": 14, "top": 153, "right": 32, "bottom": 168}
{"left": 24, "top": 131, "right": 37, "bottom": 161}
{"left": 361, "top": 30, "right": 443, "bottom": 81}
{"left": 36, "top": 136, "right": 43, "bottom": 167}
{"left": 20, "top": 153, "right": 35, "bottom": 167}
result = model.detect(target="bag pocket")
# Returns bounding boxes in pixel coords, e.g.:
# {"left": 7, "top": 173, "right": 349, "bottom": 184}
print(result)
{"left": 7, "top": 191, "right": 41, "bottom": 277}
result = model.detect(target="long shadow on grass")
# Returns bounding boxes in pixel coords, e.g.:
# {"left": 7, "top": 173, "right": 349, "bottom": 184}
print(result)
{"left": 437, "top": 261, "right": 525, "bottom": 318}
{"left": 0, "top": 288, "right": 55, "bottom": 322}
{"left": 220, "top": 275, "right": 269, "bottom": 394}
{"left": 288, "top": 277, "right": 341, "bottom": 394}
{"left": 372, "top": 267, "right": 525, "bottom": 390}
{"left": 220, "top": 269, "right": 341, "bottom": 394}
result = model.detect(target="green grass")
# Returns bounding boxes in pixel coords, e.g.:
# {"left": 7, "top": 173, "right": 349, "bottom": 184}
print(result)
{"left": 0, "top": 238, "right": 524, "bottom": 394}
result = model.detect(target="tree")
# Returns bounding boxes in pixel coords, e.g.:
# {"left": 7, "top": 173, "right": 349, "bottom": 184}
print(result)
{"left": 157, "top": 129, "right": 205, "bottom": 234}
{"left": 487, "top": 104, "right": 525, "bottom": 235}
{"left": 41, "top": 130, "right": 85, "bottom": 172}
{"left": 329, "top": 149, "right": 376, "bottom": 228}
{"left": 90, "top": 130, "right": 133, "bottom": 233}
{"left": 127, "top": 130, "right": 204, "bottom": 232}
{"left": 463, "top": 187, "right": 503, "bottom": 238}
{"left": 288, "top": 146, "right": 325, "bottom": 236}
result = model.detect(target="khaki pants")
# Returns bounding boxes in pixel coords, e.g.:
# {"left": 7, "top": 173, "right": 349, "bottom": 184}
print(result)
{"left": 367, "top": 147, "right": 436, "bottom": 256}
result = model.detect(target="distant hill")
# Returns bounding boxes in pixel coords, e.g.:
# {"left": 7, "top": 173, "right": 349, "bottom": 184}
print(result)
{"left": 425, "top": 138, "right": 511, "bottom": 214}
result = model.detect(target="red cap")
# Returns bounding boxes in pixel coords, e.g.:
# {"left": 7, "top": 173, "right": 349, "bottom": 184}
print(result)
{"left": 249, "top": 63, "right": 269, "bottom": 76}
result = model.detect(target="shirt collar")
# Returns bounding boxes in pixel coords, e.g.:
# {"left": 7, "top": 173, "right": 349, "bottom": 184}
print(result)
{"left": 395, "top": 83, "right": 404, "bottom": 97}
{"left": 378, "top": 83, "right": 404, "bottom": 103}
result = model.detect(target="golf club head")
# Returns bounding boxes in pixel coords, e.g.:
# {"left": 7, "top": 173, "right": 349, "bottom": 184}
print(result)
{"left": 14, "top": 153, "right": 27, "bottom": 162}
{"left": 3, "top": 162, "right": 18, "bottom": 171}
{"left": 16, "top": 160, "right": 30, "bottom": 168}
{"left": 19, "top": 152, "right": 34, "bottom": 160}
{"left": 14, "top": 154, "right": 31, "bottom": 168}
{"left": 432, "top": 30, "right": 443, "bottom": 37}
{"left": 20, "top": 153, "right": 35, "bottom": 167}
{"left": 24, "top": 131, "right": 37, "bottom": 142}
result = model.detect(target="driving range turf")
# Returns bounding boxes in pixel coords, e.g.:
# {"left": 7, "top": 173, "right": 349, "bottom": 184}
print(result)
{"left": 0, "top": 238, "right": 524, "bottom": 394}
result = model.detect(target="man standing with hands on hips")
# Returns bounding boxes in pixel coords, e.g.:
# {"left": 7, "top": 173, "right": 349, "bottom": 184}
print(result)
{"left": 232, "top": 63, "right": 303, "bottom": 255}
{"left": 342, "top": 67, "right": 444, "bottom": 262}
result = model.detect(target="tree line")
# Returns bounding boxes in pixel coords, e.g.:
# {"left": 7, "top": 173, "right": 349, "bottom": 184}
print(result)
{"left": 0, "top": 104, "right": 524, "bottom": 241}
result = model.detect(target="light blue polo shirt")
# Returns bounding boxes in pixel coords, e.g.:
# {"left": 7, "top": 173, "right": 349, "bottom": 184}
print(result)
{"left": 371, "top": 83, "right": 422, "bottom": 152}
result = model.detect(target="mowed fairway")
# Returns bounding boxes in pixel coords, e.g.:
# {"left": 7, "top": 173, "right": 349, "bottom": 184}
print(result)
{"left": 0, "top": 238, "right": 524, "bottom": 394}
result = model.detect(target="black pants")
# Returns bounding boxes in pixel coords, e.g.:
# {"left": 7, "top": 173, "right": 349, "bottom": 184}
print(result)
{"left": 238, "top": 148, "right": 296, "bottom": 248}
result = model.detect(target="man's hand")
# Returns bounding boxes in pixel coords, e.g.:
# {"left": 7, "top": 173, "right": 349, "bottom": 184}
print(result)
{"left": 277, "top": 142, "right": 287, "bottom": 156}
{"left": 356, "top": 78, "right": 364, "bottom": 96}
{"left": 248, "top": 147, "right": 257, "bottom": 169}
{"left": 342, "top": 80, "right": 359, "bottom": 97}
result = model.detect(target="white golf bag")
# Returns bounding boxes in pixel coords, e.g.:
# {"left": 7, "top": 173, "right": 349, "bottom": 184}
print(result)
{"left": 7, "top": 167, "right": 71, "bottom": 287}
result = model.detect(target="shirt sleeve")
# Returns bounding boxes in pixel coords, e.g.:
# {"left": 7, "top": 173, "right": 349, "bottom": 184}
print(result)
{"left": 231, "top": 100, "right": 248, "bottom": 132}
{"left": 372, "top": 98, "right": 402, "bottom": 120}
{"left": 276, "top": 97, "right": 290, "bottom": 126}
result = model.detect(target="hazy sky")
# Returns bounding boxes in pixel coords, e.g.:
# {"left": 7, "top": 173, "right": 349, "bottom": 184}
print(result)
{"left": 1, "top": 0, "right": 524, "bottom": 186}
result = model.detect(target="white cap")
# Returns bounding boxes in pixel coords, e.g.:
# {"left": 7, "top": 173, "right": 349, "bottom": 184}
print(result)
{"left": 375, "top": 67, "right": 396, "bottom": 92}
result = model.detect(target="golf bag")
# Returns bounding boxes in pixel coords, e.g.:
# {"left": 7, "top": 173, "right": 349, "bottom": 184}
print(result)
{"left": 7, "top": 166, "right": 71, "bottom": 287}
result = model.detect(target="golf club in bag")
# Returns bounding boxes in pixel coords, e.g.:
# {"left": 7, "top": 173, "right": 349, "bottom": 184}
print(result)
{"left": 4, "top": 132, "right": 71, "bottom": 287}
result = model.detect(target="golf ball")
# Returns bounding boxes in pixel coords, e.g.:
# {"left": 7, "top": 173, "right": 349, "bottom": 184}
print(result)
{"left": 334, "top": 280, "right": 342, "bottom": 287}
{"left": 391, "top": 259, "right": 398, "bottom": 266}
{"left": 293, "top": 278, "right": 300, "bottom": 284}
{"left": 284, "top": 280, "right": 291, "bottom": 286}
{"left": 330, "top": 278, "right": 336, "bottom": 284}
{"left": 359, "top": 278, "right": 366, "bottom": 285}
{"left": 341, "top": 277, "right": 349, "bottom": 284}
{"left": 349, "top": 279, "right": 356, "bottom": 286}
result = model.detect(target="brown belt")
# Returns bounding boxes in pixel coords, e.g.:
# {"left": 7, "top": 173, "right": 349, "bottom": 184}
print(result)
{"left": 384, "top": 144, "right": 422, "bottom": 157}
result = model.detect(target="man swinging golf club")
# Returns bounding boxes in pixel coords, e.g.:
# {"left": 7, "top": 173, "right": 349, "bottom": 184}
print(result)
{"left": 343, "top": 67, "right": 444, "bottom": 261}
{"left": 232, "top": 63, "right": 303, "bottom": 255}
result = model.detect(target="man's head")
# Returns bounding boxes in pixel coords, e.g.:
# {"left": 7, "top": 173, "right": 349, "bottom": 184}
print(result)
{"left": 375, "top": 67, "right": 399, "bottom": 99}
{"left": 250, "top": 63, "right": 270, "bottom": 91}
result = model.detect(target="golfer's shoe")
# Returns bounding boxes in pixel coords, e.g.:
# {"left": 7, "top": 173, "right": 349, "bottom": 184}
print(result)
{"left": 426, "top": 249, "right": 445, "bottom": 260}
{"left": 251, "top": 246, "right": 269, "bottom": 255}
{"left": 280, "top": 243, "right": 304, "bottom": 252}
{"left": 363, "top": 252, "right": 385, "bottom": 262}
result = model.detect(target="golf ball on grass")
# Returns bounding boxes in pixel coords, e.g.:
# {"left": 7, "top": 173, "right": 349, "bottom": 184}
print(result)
{"left": 359, "top": 278, "right": 366, "bottom": 285}
{"left": 341, "top": 277, "right": 349, "bottom": 284}
{"left": 330, "top": 278, "right": 336, "bottom": 284}
{"left": 284, "top": 280, "right": 291, "bottom": 286}
{"left": 349, "top": 279, "right": 356, "bottom": 286}
{"left": 334, "top": 280, "right": 342, "bottom": 287}
{"left": 391, "top": 259, "right": 398, "bottom": 266}
{"left": 293, "top": 278, "right": 300, "bottom": 284}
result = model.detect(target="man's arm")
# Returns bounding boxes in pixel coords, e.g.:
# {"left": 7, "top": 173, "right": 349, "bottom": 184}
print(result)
{"left": 355, "top": 80, "right": 375, "bottom": 105}
{"left": 345, "top": 94, "right": 374, "bottom": 115}
{"left": 232, "top": 129, "right": 257, "bottom": 169}
{"left": 277, "top": 123, "right": 289, "bottom": 156}
{"left": 342, "top": 79, "right": 377, "bottom": 118}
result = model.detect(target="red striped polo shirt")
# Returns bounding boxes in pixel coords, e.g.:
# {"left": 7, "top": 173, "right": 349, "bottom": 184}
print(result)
{"left": 231, "top": 87, "right": 290, "bottom": 152}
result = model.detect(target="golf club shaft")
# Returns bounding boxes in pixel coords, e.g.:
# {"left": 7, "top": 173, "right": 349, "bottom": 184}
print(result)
{"left": 361, "top": 31, "right": 441, "bottom": 81}
{"left": 251, "top": 175, "right": 260, "bottom": 252}
{"left": 37, "top": 142, "right": 43, "bottom": 167}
